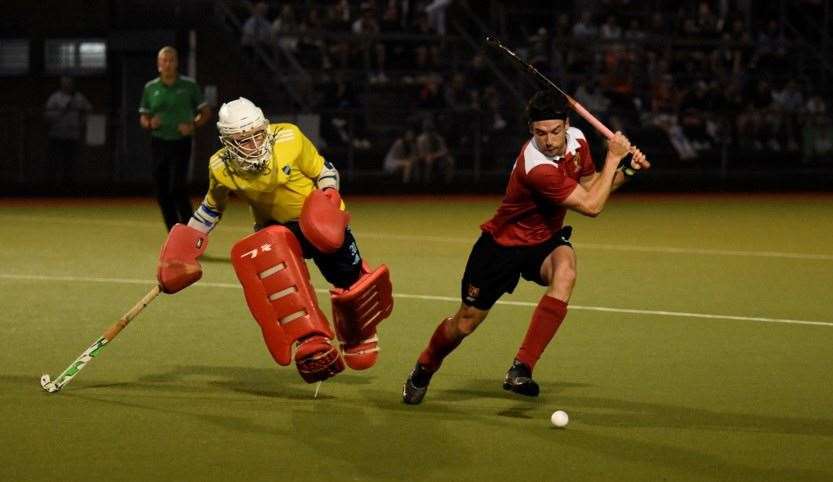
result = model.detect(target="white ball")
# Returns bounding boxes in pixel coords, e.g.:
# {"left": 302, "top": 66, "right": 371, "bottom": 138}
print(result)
{"left": 550, "top": 410, "right": 569, "bottom": 428}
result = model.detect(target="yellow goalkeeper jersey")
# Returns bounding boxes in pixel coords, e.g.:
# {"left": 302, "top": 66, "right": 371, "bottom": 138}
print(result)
{"left": 201, "top": 123, "right": 327, "bottom": 225}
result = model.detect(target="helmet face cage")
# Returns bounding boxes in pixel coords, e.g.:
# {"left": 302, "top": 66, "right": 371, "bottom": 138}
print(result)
{"left": 216, "top": 98, "right": 273, "bottom": 176}
{"left": 219, "top": 122, "right": 273, "bottom": 175}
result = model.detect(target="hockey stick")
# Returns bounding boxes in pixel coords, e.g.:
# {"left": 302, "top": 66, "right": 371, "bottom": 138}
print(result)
{"left": 484, "top": 35, "right": 616, "bottom": 140}
{"left": 40, "top": 285, "right": 161, "bottom": 393}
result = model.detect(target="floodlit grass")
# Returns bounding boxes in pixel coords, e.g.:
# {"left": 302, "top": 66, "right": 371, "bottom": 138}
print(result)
{"left": 1, "top": 194, "right": 832, "bottom": 481}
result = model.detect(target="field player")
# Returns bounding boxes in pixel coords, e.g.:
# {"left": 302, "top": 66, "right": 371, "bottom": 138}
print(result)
{"left": 156, "top": 97, "right": 393, "bottom": 383}
{"left": 402, "top": 90, "right": 650, "bottom": 404}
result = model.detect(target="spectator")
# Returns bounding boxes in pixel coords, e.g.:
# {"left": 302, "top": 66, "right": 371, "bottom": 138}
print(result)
{"left": 319, "top": 73, "right": 372, "bottom": 151}
{"left": 737, "top": 78, "right": 779, "bottom": 151}
{"left": 802, "top": 92, "right": 833, "bottom": 162}
{"left": 649, "top": 74, "right": 697, "bottom": 160}
{"left": 411, "top": 12, "right": 441, "bottom": 76}
{"left": 695, "top": 1, "right": 720, "bottom": 37}
{"left": 678, "top": 80, "right": 716, "bottom": 151}
{"left": 416, "top": 116, "right": 454, "bottom": 183}
{"left": 417, "top": 74, "right": 446, "bottom": 110}
{"left": 381, "top": 0, "right": 408, "bottom": 70}
{"left": 353, "top": 2, "right": 385, "bottom": 83}
{"left": 44, "top": 76, "right": 92, "bottom": 190}
{"left": 772, "top": 79, "right": 804, "bottom": 151}
{"left": 527, "top": 28, "right": 550, "bottom": 73}
{"left": 324, "top": 1, "right": 353, "bottom": 69}
{"left": 352, "top": 2, "right": 380, "bottom": 34}
{"left": 647, "top": 11, "right": 670, "bottom": 38}
{"left": 600, "top": 15, "right": 622, "bottom": 40}
{"left": 465, "top": 52, "right": 491, "bottom": 93}
{"left": 572, "top": 11, "right": 598, "bottom": 39}
{"left": 384, "top": 128, "right": 418, "bottom": 182}
{"left": 326, "top": 0, "right": 352, "bottom": 32}
{"left": 424, "top": 0, "right": 453, "bottom": 35}
{"left": 271, "top": 4, "right": 299, "bottom": 53}
{"left": 443, "top": 72, "right": 468, "bottom": 111}
{"left": 241, "top": 1, "right": 272, "bottom": 59}
{"left": 574, "top": 80, "right": 611, "bottom": 126}
{"left": 623, "top": 18, "right": 647, "bottom": 41}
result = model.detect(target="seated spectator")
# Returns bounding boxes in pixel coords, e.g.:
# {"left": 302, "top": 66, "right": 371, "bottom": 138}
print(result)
{"left": 410, "top": 12, "right": 441, "bottom": 77}
{"left": 678, "top": 80, "right": 716, "bottom": 151}
{"left": 241, "top": 1, "right": 272, "bottom": 59}
{"left": 324, "top": 1, "right": 352, "bottom": 69}
{"left": 320, "top": 73, "right": 372, "bottom": 151}
{"left": 623, "top": 18, "right": 647, "bottom": 41}
{"left": 416, "top": 117, "right": 454, "bottom": 184}
{"left": 649, "top": 74, "right": 697, "bottom": 160}
{"left": 527, "top": 28, "right": 550, "bottom": 73}
{"left": 737, "top": 78, "right": 780, "bottom": 151}
{"left": 600, "top": 15, "right": 622, "bottom": 40}
{"left": 271, "top": 4, "right": 298, "bottom": 53}
{"left": 424, "top": 0, "right": 453, "bottom": 35}
{"left": 418, "top": 74, "right": 446, "bottom": 110}
{"left": 574, "top": 80, "right": 611, "bottom": 125}
{"left": 573, "top": 10, "right": 598, "bottom": 39}
{"left": 443, "top": 72, "right": 468, "bottom": 111}
{"left": 772, "top": 79, "right": 804, "bottom": 152}
{"left": 802, "top": 92, "right": 833, "bottom": 162}
{"left": 380, "top": 0, "right": 408, "bottom": 70}
{"left": 353, "top": 2, "right": 385, "bottom": 83}
{"left": 384, "top": 129, "right": 418, "bottom": 182}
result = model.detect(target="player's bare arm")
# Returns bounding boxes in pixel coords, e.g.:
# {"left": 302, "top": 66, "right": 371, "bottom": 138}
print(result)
{"left": 561, "top": 132, "right": 631, "bottom": 216}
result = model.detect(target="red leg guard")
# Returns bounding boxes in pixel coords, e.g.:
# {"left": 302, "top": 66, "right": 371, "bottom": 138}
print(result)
{"left": 231, "top": 226, "right": 344, "bottom": 382}
{"left": 330, "top": 262, "right": 393, "bottom": 370}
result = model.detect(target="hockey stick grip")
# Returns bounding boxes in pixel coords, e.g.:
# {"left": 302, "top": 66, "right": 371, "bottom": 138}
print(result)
{"left": 566, "top": 96, "right": 615, "bottom": 140}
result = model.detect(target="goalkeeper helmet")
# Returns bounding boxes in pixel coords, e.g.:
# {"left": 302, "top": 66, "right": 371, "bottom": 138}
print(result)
{"left": 217, "top": 97, "right": 273, "bottom": 175}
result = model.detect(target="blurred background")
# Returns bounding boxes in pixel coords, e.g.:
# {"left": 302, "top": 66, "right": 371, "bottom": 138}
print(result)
{"left": 1, "top": 0, "right": 831, "bottom": 196}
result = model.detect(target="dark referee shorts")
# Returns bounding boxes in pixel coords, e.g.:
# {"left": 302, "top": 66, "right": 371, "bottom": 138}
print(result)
{"left": 460, "top": 226, "right": 573, "bottom": 311}
{"left": 256, "top": 220, "right": 362, "bottom": 289}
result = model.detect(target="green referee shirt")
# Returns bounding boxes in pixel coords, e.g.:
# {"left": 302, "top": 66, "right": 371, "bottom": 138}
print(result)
{"left": 139, "top": 75, "right": 207, "bottom": 140}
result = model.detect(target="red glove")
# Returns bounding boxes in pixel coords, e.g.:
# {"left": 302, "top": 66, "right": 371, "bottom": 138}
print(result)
{"left": 157, "top": 224, "right": 209, "bottom": 294}
{"left": 299, "top": 189, "right": 350, "bottom": 253}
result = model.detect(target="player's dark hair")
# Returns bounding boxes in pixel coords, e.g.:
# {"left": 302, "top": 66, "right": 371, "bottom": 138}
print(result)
{"left": 526, "top": 91, "right": 569, "bottom": 123}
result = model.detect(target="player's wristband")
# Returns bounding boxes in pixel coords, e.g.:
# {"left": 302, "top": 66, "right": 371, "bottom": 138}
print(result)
{"left": 618, "top": 155, "right": 637, "bottom": 178}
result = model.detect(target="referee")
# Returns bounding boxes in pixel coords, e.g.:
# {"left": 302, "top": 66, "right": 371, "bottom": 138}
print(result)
{"left": 139, "top": 46, "right": 212, "bottom": 231}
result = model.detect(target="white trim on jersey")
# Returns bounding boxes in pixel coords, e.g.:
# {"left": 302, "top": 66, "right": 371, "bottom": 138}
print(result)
{"left": 524, "top": 127, "right": 585, "bottom": 174}
{"left": 274, "top": 130, "right": 296, "bottom": 143}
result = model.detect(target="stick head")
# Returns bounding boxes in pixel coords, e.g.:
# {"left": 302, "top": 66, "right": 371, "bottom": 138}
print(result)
{"left": 40, "top": 374, "right": 59, "bottom": 393}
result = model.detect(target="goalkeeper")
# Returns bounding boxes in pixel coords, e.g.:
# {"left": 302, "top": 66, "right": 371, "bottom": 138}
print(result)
{"left": 402, "top": 91, "right": 649, "bottom": 404}
{"left": 156, "top": 97, "right": 392, "bottom": 384}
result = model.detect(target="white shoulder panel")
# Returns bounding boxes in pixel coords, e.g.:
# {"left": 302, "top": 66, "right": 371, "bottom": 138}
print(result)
{"left": 523, "top": 140, "right": 558, "bottom": 174}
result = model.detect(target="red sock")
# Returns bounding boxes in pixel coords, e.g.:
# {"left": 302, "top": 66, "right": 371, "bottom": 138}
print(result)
{"left": 515, "top": 295, "right": 568, "bottom": 370}
{"left": 417, "top": 317, "right": 463, "bottom": 372}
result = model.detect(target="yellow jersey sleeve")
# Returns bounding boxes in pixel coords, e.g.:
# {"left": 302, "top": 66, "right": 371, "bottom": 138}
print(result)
{"left": 296, "top": 128, "right": 326, "bottom": 180}
{"left": 204, "top": 167, "right": 231, "bottom": 213}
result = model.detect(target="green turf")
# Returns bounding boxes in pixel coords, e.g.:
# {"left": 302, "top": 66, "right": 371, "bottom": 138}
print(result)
{"left": 1, "top": 194, "right": 832, "bottom": 482}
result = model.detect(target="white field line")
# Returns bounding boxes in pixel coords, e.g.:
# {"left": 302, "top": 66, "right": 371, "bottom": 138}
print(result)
{"left": 357, "top": 233, "right": 833, "bottom": 261}
{"left": 1, "top": 273, "right": 831, "bottom": 328}
{"left": 2, "top": 214, "right": 831, "bottom": 261}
